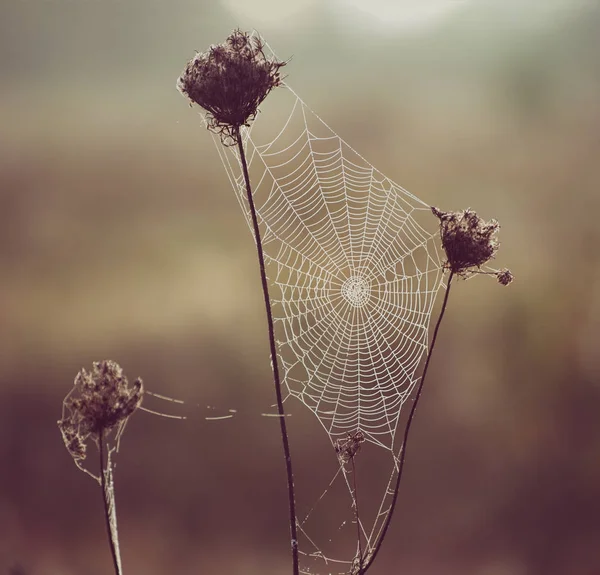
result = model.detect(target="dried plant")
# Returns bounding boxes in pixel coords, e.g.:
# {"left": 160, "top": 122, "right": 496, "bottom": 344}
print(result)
{"left": 58, "top": 360, "right": 143, "bottom": 575}
{"left": 432, "top": 206, "right": 514, "bottom": 285}
{"left": 178, "top": 30, "right": 299, "bottom": 575}
{"left": 496, "top": 267, "right": 515, "bottom": 286}
{"left": 58, "top": 360, "right": 143, "bottom": 463}
{"left": 177, "top": 29, "right": 286, "bottom": 146}
{"left": 365, "top": 207, "right": 512, "bottom": 573}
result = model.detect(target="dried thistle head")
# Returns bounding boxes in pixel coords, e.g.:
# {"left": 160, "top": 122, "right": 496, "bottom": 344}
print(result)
{"left": 334, "top": 431, "right": 365, "bottom": 464}
{"left": 177, "top": 29, "right": 286, "bottom": 146}
{"left": 58, "top": 360, "right": 143, "bottom": 464}
{"left": 432, "top": 206, "right": 512, "bottom": 284}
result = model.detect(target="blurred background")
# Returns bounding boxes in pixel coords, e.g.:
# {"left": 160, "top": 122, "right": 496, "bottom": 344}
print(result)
{"left": 1, "top": 0, "right": 600, "bottom": 573}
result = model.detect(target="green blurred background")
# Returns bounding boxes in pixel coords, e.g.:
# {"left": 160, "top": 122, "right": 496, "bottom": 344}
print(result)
{"left": 1, "top": 0, "right": 600, "bottom": 573}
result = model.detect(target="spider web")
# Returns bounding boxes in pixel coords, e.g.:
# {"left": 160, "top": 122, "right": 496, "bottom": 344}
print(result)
{"left": 201, "top": 36, "right": 447, "bottom": 573}
{"left": 211, "top": 95, "right": 444, "bottom": 449}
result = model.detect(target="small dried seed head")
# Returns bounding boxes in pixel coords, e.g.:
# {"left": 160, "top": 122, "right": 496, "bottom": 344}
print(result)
{"left": 496, "top": 268, "right": 514, "bottom": 286}
{"left": 58, "top": 360, "right": 143, "bottom": 463}
{"left": 177, "top": 29, "right": 286, "bottom": 146}
{"left": 432, "top": 206, "right": 501, "bottom": 278}
{"left": 334, "top": 430, "right": 365, "bottom": 464}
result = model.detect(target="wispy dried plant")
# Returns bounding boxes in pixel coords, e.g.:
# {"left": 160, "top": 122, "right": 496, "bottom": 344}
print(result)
{"left": 58, "top": 360, "right": 143, "bottom": 575}
{"left": 364, "top": 208, "right": 512, "bottom": 573}
{"left": 178, "top": 30, "right": 299, "bottom": 575}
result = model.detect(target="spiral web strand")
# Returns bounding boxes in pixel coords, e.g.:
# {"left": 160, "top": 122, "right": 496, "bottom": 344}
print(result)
{"left": 203, "top": 36, "right": 447, "bottom": 573}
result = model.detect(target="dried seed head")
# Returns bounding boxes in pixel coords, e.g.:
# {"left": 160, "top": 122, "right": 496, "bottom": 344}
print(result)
{"left": 177, "top": 29, "right": 286, "bottom": 146}
{"left": 58, "top": 360, "right": 143, "bottom": 463}
{"left": 496, "top": 268, "right": 514, "bottom": 286}
{"left": 432, "top": 206, "right": 502, "bottom": 278}
{"left": 334, "top": 430, "right": 365, "bottom": 464}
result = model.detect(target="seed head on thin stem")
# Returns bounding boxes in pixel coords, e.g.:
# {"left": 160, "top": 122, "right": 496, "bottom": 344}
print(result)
{"left": 58, "top": 360, "right": 143, "bottom": 468}
{"left": 58, "top": 360, "right": 140, "bottom": 575}
{"left": 177, "top": 29, "right": 286, "bottom": 146}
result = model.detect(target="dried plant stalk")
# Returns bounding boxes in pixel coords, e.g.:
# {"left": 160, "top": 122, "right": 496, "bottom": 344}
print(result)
{"left": 365, "top": 207, "right": 512, "bottom": 572}
{"left": 58, "top": 360, "right": 143, "bottom": 575}
{"left": 178, "top": 30, "right": 299, "bottom": 575}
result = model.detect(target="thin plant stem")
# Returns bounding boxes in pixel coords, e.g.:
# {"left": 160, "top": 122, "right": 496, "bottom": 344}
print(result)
{"left": 235, "top": 127, "right": 300, "bottom": 575}
{"left": 99, "top": 431, "right": 123, "bottom": 575}
{"left": 364, "top": 271, "right": 455, "bottom": 572}
{"left": 350, "top": 457, "right": 364, "bottom": 575}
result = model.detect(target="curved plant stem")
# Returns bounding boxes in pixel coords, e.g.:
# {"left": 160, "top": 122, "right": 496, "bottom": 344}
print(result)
{"left": 235, "top": 127, "right": 299, "bottom": 575}
{"left": 364, "top": 271, "right": 455, "bottom": 572}
{"left": 99, "top": 432, "right": 123, "bottom": 575}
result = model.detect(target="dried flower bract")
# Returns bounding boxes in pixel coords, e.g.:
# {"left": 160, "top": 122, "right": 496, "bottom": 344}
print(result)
{"left": 58, "top": 360, "right": 143, "bottom": 464}
{"left": 432, "top": 206, "right": 504, "bottom": 278}
{"left": 177, "top": 29, "right": 286, "bottom": 145}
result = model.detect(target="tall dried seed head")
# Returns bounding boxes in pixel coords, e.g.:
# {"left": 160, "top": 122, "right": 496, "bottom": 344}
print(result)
{"left": 177, "top": 29, "right": 286, "bottom": 145}
{"left": 58, "top": 360, "right": 143, "bottom": 463}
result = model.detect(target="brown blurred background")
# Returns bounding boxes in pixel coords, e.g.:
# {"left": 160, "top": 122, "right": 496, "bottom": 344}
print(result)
{"left": 1, "top": 0, "right": 600, "bottom": 574}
